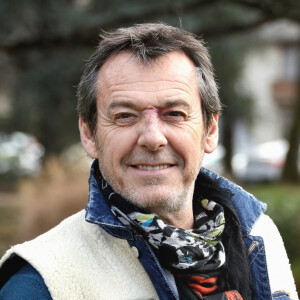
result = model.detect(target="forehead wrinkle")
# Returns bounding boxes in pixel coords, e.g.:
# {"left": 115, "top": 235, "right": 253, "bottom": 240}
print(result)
{"left": 97, "top": 54, "right": 200, "bottom": 111}
{"left": 97, "top": 50, "right": 198, "bottom": 92}
{"left": 106, "top": 87, "right": 195, "bottom": 99}
{"left": 100, "top": 77, "right": 197, "bottom": 95}
{"left": 99, "top": 81, "right": 198, "bottom": 109}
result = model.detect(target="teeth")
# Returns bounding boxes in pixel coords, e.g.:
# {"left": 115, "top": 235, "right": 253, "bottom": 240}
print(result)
{"left": 136, "top": 164, "right": 170, "bottom": 171}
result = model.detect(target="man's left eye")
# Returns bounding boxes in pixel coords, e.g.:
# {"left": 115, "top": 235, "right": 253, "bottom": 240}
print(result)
{"left": 164, "top": 111, "right": 187, "bottom": 123}
{"left": 168, "top": 111, "right": 185, "bottom": 117}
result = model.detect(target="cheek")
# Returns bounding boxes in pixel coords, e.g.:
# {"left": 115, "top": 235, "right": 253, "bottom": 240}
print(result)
{"left": 169, "top": 124, "right": 204, "bottom": 153}
{"left": 168, "top": 127, "right": 205, "bottom": 171}
{"left": 97, "top": 127, "right": 137, "bottom": 163}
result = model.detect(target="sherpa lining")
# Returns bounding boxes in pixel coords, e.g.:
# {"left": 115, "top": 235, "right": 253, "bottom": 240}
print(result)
{"left": 0, "top": 210, "right": 159, "bottom": 300}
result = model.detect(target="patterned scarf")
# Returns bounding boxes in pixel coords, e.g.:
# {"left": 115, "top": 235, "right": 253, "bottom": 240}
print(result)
{"left": 111, "top": 199, "right": 226, "bottom": 273}
{"left": 95, "top": 167, "right": 242, "bottom": 300}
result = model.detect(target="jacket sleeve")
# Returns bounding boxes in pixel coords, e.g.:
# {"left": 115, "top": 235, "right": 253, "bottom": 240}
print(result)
{"left": 251, "top": 214, "right": 298, "bottom": 300}
{"left": 0, "top": 263, "right": 52, "bottom": 300}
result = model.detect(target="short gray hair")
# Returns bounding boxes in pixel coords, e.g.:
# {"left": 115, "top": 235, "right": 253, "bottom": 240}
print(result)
{"left": 77, "top": 23, "right": 221, "bottom": 133}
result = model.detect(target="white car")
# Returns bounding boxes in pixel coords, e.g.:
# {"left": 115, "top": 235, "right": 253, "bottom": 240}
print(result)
{"left": 233, "top": 139, "right": 300, "bottom": 182}
{"left": 203, "top": 140, "right": 299, "bottom": 182}
{"left": 0, "top": 132, "right": 44, "bottom": 176}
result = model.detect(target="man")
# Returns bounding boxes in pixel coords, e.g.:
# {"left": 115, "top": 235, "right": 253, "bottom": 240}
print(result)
{"left": 0, "top": 23, "right": 298, "bottom": 300}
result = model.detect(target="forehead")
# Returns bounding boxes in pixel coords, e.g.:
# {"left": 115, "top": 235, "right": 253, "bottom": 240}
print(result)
{"left": 97, "top": 51, "right": 198, "bottom": 95}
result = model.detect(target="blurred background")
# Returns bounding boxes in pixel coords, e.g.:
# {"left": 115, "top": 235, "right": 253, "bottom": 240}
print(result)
{"left": 0, "top": 0, "right": 299, "bottom": 292}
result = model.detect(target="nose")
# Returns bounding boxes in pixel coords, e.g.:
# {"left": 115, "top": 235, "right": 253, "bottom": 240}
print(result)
{"left": 137, "top": 113, "right": 167, "bottom": 151}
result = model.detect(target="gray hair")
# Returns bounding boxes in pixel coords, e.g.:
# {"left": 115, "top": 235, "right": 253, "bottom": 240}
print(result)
{"left": 77, "top": 23, "right": 221, "bottom": 133}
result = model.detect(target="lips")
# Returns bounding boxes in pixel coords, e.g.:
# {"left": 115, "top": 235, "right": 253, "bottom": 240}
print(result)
{"left": 135, "top": 164, "right": 171, "bottom": 171}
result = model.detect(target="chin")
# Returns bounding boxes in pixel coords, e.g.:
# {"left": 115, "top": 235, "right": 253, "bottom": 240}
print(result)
{"left": 120, "top": 185, "right": 193, "bottom": 216}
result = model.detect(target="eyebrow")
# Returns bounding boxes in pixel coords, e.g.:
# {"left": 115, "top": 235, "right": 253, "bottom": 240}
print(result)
{"left": 108, "top": 99, "right": 191, "bottom": 111}
{"left": 108, "top": 101, "right": 137, "bottom": 111}
{"left": 162, "top": 100, "right": 191, "bottom": 109}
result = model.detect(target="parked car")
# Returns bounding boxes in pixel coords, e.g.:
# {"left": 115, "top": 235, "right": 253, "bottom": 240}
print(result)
{"left": 0, "top": 132, "right": 44, "bottom": 176}
{"left": 232, "top": 139, "right": 297, "bottom": 182}
{"left": 203, "top": 140, "right": 299, "bottom": 182}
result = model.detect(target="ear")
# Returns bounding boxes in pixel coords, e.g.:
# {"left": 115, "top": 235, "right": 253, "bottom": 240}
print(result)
{"left": 79, "top": 117, "right": 98, "bottom": 159}
{"left": 204, "top": 114, "right": 219, "bottom": 154}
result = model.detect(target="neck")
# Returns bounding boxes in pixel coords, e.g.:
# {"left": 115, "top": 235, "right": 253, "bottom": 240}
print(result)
{"left": 156, "top": 201, "right": 194, "bottom": 229}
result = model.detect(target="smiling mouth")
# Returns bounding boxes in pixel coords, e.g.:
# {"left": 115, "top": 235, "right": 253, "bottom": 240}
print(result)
{"left": 133, "top": 164, "right": 172, "bottom": 171}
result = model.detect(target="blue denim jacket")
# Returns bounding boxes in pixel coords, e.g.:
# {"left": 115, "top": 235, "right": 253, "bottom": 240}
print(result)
{"left": 85, "top": 162, "right": 292, "bottom": 300}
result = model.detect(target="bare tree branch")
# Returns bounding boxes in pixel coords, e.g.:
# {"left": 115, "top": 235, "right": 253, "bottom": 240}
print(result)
{"left": 1, "top": 0, "right": 299, "bottom": 53}
{"left": 197, "top": 15, "right": 277, "bottom": 37}
{"left": 231, "top": 0, "right": 300, "bottom": 19}
{"left": 0, "top": 0, "right": 219, "bottom": 51}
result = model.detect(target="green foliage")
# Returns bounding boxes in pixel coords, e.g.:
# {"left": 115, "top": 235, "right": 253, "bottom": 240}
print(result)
{"left": 248, "top": 184, "right": 300, "bottom": 290}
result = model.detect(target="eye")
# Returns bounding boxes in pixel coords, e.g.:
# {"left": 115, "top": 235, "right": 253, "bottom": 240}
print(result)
{"left": 164, "top": 111, "right": 187, "bottom": 123}
{"left": 114, "top": 112, "right": 137, "bottom": 125}
{"left": 168, "top": 111, "right": 185, "bottom": 117}
{"left": 116, "top": 113, "right": 133, "bottom": 119}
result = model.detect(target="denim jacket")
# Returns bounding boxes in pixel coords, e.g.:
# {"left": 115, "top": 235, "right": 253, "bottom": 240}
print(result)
{"left": 86, "top": 162, "right": 294, "bottom": 300}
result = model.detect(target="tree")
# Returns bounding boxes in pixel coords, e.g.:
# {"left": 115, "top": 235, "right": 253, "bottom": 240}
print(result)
{"left": 282, "top": 53, "right": 300, "bottom": 182}
{"left": 210, "top": 37, "right": 252, "bottom": 176}
{"left": 0, "top": 0, "right": 299, "bottom": 159}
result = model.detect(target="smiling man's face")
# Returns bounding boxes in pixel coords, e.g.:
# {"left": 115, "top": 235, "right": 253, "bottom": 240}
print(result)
{"left": 80, "top": 51, "right": 218, "bottom": 219}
